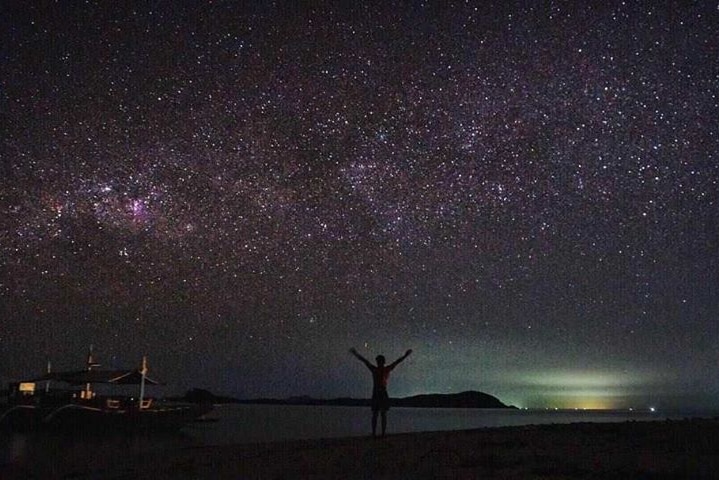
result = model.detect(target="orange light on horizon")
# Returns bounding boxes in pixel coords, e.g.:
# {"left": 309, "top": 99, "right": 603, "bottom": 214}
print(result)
{"left": 571, "top": 398, "right": 616, "bottom": 410}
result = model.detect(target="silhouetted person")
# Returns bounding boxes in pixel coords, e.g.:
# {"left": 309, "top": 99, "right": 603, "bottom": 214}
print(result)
{"left": 350, "top": 347, "right": 412, "bottom": 437}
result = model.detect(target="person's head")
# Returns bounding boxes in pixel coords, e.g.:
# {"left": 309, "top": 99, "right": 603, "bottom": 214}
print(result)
{"left": 376, "top": 355, "right": 386, "bottom": 366}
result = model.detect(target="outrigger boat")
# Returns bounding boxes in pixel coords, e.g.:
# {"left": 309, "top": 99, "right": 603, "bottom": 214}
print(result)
{"left": 0, "top": 348, "right": 212, "bottom": 432}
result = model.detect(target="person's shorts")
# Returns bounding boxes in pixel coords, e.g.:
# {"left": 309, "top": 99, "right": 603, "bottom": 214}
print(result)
{"left": 371, "top": 387, "right": 390, "bottom": 412}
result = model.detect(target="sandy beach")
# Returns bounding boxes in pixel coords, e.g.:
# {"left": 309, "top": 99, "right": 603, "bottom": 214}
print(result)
{"left": 2, "top": 418, "right": 718, "bottom": 479}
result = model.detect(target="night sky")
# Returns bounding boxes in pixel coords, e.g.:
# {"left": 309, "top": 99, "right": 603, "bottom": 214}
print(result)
{"left": 1, "top": 1, "right": 718, "bottom": 411}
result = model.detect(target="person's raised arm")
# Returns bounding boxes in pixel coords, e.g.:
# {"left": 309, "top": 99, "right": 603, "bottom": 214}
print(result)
{"left": 350, "top": 347, "right": 373, "bottom": 369}
{"left": 389, "top": 349, "right": 413, "bottom": 368}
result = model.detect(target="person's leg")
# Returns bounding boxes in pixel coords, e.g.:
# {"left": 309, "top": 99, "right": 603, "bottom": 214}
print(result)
{"left": 381, "top": 410, "right": 387, "bottom": 436}
{"left": 371, "top": 410, "right": 378, "bottom": 437}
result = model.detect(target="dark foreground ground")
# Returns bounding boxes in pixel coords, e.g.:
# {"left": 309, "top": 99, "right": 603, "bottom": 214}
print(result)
{"left": 2, "top": 418, "right": 718, "bottom": 479}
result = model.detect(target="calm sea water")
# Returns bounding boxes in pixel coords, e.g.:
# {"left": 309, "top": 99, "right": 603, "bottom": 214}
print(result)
{"left": 0, "top": 404, "right": 702, "bottom": 469}
{"left": 187, "top": 404, "right": 668, "bottom": 445}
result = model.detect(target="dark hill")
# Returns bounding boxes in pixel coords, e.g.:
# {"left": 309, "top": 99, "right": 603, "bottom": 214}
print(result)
{"left": 180, "top": 388, "right": 239, "bottom": 404}
{"left": 183, "top": 390, "right": 512, "bottom": 409}
{"left": 393, "top": 391, "right": 509, "bottom": 408}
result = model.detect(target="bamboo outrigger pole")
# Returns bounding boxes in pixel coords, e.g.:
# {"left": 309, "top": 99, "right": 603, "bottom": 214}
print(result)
{"left": 84, "top": 345, "right": 97, "bottom": 400}
{"left": 45, "top": 359, "right": 51, "bottom": 393}
{"left": 139, "top": 355, "right": 148, "bottom": 409}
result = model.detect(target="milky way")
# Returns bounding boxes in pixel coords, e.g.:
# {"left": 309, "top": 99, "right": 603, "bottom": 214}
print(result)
{"left": 1, "top": 2, "right": 718, "bottom": 408}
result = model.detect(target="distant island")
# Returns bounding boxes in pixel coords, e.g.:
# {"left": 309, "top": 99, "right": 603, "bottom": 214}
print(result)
{"left": 179, "top": 388, "right": 514, "bottom": 409}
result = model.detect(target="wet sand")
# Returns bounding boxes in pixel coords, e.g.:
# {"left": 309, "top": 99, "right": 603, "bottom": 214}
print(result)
{"left": 2, "top": 418, "right": 718, "bottom": 479}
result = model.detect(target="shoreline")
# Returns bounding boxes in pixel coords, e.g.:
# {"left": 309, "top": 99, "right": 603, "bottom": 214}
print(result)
{"left": 2, "top": 418, "right": 719, "bottom": 478}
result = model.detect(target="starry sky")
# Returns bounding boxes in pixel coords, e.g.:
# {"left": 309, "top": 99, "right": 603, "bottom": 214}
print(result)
{"left": 1, "top": 1, "right": 718, "bottom": 411}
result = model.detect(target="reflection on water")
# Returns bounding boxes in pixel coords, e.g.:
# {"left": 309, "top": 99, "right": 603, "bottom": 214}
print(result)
{"left": 0, "top": 405, "right": 692, "bottom": 474}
